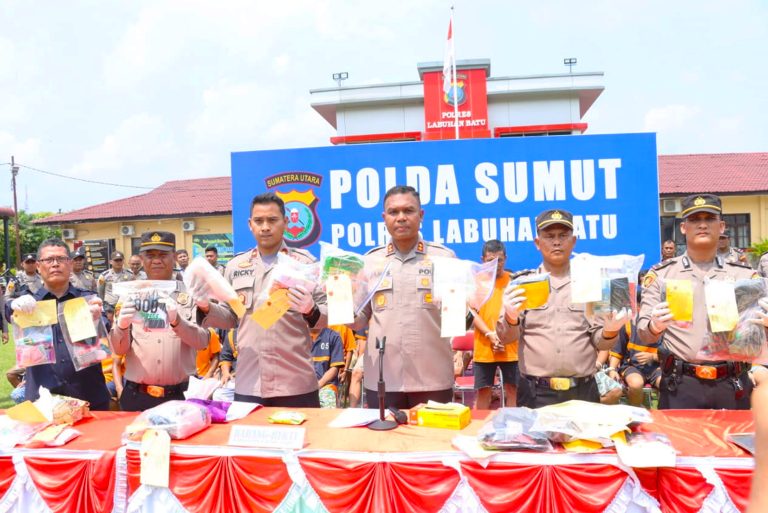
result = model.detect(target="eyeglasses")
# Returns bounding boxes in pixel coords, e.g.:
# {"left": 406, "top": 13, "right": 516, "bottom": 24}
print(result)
{"left": 39, "top": 256, "right": 71, "bottom": 265}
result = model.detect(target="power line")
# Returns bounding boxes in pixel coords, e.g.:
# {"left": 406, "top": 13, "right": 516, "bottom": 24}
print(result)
{"left": 5, "top": 162, "right": 234, "bottom": 195}
{"left": 16, "top": 163, "right": 155, "bottom": 190}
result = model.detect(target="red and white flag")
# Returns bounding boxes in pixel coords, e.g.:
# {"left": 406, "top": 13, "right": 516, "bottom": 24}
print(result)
{"left": 442, "top": 17, "right": 454, "bottom": 94}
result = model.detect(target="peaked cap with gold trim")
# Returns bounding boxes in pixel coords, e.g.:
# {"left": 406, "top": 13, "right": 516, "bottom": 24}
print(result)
{"left": 535, "top": 209, "right": 574, "bottom": 230}
{"left": 680, "top": 194, "right": 721, "bottom": 218}
{"left": 140, "top": 231, "right": 176, "bottom": 252}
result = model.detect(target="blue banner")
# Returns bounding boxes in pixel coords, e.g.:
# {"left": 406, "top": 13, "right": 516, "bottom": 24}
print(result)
{"left": 231, "top": 133, "right": 659, "bottom": 270}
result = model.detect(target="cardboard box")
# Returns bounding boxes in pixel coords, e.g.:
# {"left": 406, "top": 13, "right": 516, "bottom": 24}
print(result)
{"left": 409, "top": 402, "right": 471, "bottom": 430}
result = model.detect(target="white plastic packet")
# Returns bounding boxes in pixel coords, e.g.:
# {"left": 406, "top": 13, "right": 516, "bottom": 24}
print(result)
{"left": 183, "top": 257, "right": 246, "bottom": 318}
{"left": 258, "top": 253, "right": 320, "bottom": 303}
{"left": 113, "top": 280, "right": 178, "bottom": 331}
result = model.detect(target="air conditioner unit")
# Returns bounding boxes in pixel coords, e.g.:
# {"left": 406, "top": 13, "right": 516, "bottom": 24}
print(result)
{"left": 662, "top": 199, "right": 681, "bottom": 214}
{"left": 120, "top": 225, "right": 135, "bottom": 236}
{"left": 61, "top": 229, "right": 76, "bottom": 239}
{"left": 182, "top": 221, "right": 196, "bottom": 232}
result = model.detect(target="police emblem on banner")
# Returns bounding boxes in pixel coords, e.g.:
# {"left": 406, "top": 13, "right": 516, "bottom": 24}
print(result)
{"left": 264, "top": 172, "right": 323, "bottom": 248}
{"left": 277, "top": 189, "right": 321, "bottom": 247}
{"left": 443, "top": 73, "right": 467, "bottom": 107}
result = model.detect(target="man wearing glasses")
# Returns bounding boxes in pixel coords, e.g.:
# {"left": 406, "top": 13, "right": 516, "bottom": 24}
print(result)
{"left": 637, "top": 194, "right": 764, "bottom": 409}
{"left": 98, "top": 251, "right": 135, "bottom": 310}
{"left": 499, "top": 209, "right": 627, "bottom": 408}
{"left": 6, "top": 239, "right": 111, "bottom": 408}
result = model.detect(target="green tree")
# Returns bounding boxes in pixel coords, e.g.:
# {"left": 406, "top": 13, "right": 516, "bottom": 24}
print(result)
{"left": 747, "top": 239, "right": 768, "bottom": 267}
{"left": 0, "top": 211, "right": 61, "bottom": 271}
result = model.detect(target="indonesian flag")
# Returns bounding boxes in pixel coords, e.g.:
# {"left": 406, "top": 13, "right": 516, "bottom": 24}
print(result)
{"left": 442, "top": 18, "right": 453, "bottom": 94}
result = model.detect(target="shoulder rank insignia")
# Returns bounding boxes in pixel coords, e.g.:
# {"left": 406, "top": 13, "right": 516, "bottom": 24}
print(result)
{"left": 725, "top": 260, "right": 752, "bottom": 270}
{"left": 510, "top": 269, "right": 535, "bottom": 280}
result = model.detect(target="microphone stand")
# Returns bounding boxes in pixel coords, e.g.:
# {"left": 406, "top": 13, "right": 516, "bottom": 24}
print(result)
{"left": 367, "top": 336, "right": 397, "bottom": 431}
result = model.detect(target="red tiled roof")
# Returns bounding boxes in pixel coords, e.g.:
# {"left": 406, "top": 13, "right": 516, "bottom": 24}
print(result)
{"left": 35, "top": 177, "right": 232, "bottom": 224}
{"left": 658, "top": 152, "right": 768, "bottom": 195}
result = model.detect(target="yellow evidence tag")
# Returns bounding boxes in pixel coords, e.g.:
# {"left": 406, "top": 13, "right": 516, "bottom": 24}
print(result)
{"left": 251, "top": 289, "right": 291, "bottom": 330}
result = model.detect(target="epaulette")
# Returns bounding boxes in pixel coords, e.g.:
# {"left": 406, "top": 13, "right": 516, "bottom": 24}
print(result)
{"left": 649, "top": 259, "right": 676, "bottom": 272}
{"left": 365, "top": 245, "right": 386, "bottom": 256}
{"left": 510, "top": 269, "right": 536, "bottom": 280}
{"left": 642, "top": 259, "right": 676, "bottom": 288}
{"left": 725, "top": 260, "right": 753, "bottom": 270}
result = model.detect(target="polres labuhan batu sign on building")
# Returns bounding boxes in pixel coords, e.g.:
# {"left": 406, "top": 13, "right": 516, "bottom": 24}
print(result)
{"left": 231, "top": 133, "right": 659, "bottom": 269}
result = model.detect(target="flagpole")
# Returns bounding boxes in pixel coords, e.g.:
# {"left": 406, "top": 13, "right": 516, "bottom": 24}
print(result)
{"left": 451, "top": 7, "right": 459, "bottom": 140}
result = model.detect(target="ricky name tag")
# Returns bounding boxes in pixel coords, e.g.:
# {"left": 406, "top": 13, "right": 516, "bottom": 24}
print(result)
{"left": 228, "top": 425, "right": 305, "bottom": 450}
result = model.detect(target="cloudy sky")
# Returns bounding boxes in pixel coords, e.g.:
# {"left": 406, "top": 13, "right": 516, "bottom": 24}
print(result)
{"left": 0, "top": 0, "right": 765, "bottom": 214}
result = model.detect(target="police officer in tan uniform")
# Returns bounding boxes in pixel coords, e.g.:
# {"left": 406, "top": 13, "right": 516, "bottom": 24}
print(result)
{"left": 5, "top": 253, "right": 43, "bottom": 298}
{"left": 128, "top": 254, "right": 147, "bottom": 280}
{"left": 351, "top": 185, "right": 456, "bottom": 409}
{"left": 638, "top": 194, "right": 764, "bottom": 409}
{"left": 111, "top": 231, "right": 210, "bottom": 411}
{"left": 717, "top": 229, "right": 747, "bottom": 265}
{"left": 498, "top": 209, "right": 627, "bottom": 408}
{"left": 69, "top": 247, "right": 97, "bottom": 292}
{"left": 199, "top": 192, "right": 326, "bottom": 407}
{"left": 98, "top": 251, "right": 135, "bottom": 308}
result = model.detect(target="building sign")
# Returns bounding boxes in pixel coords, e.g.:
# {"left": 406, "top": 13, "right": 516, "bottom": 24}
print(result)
{"left": 423, "top": 67, "right": 490, "bottom": 140}
{"left": 79, "top": 239, "right": 115, "bottom": 274}
{"left": 231, "top": 133, "right": 659, "bottom": 270}
{"left": 192, "top": 233, "right": 234, "bottom": 265}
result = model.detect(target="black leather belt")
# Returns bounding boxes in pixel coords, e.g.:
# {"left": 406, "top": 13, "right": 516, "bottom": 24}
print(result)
{"left": 525, "top": 375, "right": 594, "bottom": 391}
{"left": 126, "top": 380, "right": 188, "bottom": 398}
{"left": 681, "top": 361, "right": 744, "bottom": 381}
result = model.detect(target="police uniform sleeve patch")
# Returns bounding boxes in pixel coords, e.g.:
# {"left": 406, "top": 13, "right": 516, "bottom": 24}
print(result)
{"left": 644, "top": 259, "right": 676, "bottom": 287}
{"left": 642, "top": 270, "right": 657, "bottom": 288}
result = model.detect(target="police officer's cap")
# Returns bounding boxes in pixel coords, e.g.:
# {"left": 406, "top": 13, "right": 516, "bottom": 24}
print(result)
{"left": 111, "top": 251, "right": 125, "bottom": 261}
{"left": 73, "top": 246, "right": 87, "bottom": 259}
{"left": 22, "top": 253, "right": 36, "bottom": 262}
{"left": 139, "top": 231, "right": 176, "bottom": 253}
{"left": 680, "top": 194, "right": 721, "bottom": 218}
{"left": 535, "top": 209, "right": 574, "bottom": 231}
{"left": 719, "top": 229, "right": 731, "bottom": 239}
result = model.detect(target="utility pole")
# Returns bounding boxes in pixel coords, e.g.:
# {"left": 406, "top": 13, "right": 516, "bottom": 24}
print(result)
{"left": 11, "top": 156, "right": 21, "bottom": 269}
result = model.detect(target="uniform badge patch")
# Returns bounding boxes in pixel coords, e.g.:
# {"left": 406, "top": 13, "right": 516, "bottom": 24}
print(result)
{"left": 420, "top": 277, "right": 430, "bottom": 287}
{"left": 642, "top": 270, "right": 657, "bottom": 288}
{"left": 238, "top": 261, "right": 251, "bottom": 268}
{"left": 238, "top": 293, "right": 246, "bottom": 304}
{"left": 375, "top": 293, "right": 387, "bottom": 307}
{"left": 423, "top": 292, "right": 433, "bottom": 305}
{"left": 176, "top": 293, "right": 189, "bottom": 305}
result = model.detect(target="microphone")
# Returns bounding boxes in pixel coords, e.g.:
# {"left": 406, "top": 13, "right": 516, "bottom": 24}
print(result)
{"left": 367, "top": 336, "right": 397, "bottom": 431}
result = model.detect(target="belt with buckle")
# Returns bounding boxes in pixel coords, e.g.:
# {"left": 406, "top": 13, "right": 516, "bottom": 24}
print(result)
{"left": 527, "top": 375, "right": 593, "bottom": 391}
{"left": 681, "top": 362, "right": 743, "bottom": 381}
{"left": 127, "top": 380, "right": 188, "bottom": 398}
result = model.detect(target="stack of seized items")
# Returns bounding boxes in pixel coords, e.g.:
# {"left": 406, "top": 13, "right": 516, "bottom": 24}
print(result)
{"left": 0, "top": 387, "right": 91, "bottom": 448}
{"left": 474, "top": 401, "right": 676, "bottom": 467}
